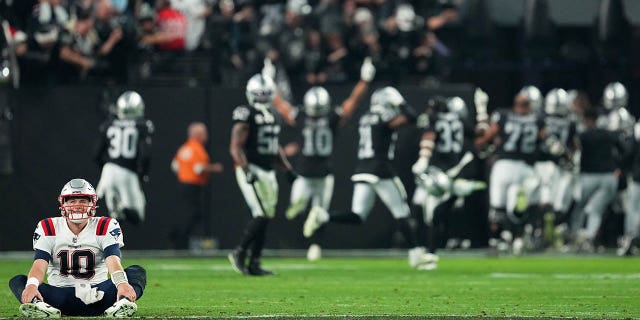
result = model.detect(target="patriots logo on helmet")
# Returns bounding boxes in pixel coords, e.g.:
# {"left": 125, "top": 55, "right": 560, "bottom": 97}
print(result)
{"left": 109, "top": 228, "right": 122, "bottom": 240}
{"left": 33, "top": 233, "right": 41, "bottom": 242}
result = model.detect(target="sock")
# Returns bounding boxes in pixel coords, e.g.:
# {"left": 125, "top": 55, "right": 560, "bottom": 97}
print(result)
{"left": 396, "top": 217, "right": 418, "bottom": 248}
{"left": 239, "top": 217, "right": 269, "bottom": 251}
{"left": 249, "top": 219, "right": 269, "bottom": 263}
{"left": 329, "top": 211, "right": 363, "bottom": 224}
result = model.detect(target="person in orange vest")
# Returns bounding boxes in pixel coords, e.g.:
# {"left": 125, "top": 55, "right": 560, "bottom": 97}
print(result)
{"left": 170, "top": 122, "right": 223, "bottom": 249}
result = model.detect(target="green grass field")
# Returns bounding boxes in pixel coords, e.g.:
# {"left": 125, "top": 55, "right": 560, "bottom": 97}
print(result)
{"left": 1, "top": 255, "right": 639, "bottom": 319}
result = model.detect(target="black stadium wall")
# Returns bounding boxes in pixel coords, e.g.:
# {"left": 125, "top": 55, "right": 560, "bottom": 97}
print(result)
{"left": 0, "top": 84, "right": 487, "bottom": 251}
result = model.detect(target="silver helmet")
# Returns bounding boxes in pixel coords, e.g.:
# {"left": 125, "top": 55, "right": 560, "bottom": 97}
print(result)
{"left": 116, "top": 91, "right": 145, "bottom": 120}
{"left": 418, "top": 167, "right": 451, "bottom": 197}
{"left": 519, "top": 85, "right": 543, "bottom": 113}
{"left": 246, "top": 74, "right": 276, "bottom": 106}
{"left": 303, "top": 86, "right": 331, "bottom": 117}
{"left": 58, "top": 178, "right": 98, "bottom": 224}
{"left": 447, "top": 96, "right": 468, "bottom": 119}
{"left": 603, "top": 82, "right": 628, "bottom": 110}
{"left": 544, "top": 88, "right": 570, "bottom": 116}
{"left": 370, "top": 86, "right": 404, "bottom": 116}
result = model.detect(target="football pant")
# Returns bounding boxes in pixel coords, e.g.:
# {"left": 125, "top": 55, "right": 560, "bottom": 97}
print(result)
{"left": 235, "top": 164, "right": 278, "bottom": 218}
{"left": 571, "top": 173, "right": 618, "bottom": 239}
{"left": 625, "top": 180, "right": 640, "bottom": 238}
{"left": 350, "top": 176, "right": 409, "bottom": 221}
{"left": 490, "top": 159, "right": 538, "bottom": 216}
{"left": 289, "top": 175, "right": 334, "bottom": 211}
{"left": 96, "top": 163, "right": 146, "bottom": 222}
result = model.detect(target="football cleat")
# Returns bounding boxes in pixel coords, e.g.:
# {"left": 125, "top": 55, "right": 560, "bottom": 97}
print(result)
{"left": 246, "top": 261, "right": 274, "bottom": 276}
{"left": 19, "top": 300, "right": 61, "bottom": 318}
{"left": 103, "top": 297, "right": 137, "bottom": 318}
{"left": 285, "top": 198, "right": 307, "bottom": 220}
{"left": 303, "top": 206, "right": 329, "bottom": 238}
{"left": 228, "top": 249, "right": 248, "bottom": 275}
{"left": 307, "top": 244, "right": 322, "bottom": 261}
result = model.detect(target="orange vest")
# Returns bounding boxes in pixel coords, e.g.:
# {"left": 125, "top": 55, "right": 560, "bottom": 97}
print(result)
{"left": 173, "top": 139, "right": 210, "bottom": 186}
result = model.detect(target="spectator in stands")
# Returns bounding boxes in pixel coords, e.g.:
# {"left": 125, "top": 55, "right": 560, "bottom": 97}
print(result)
{"left": 94, "top": 0, "right": 129, "bottom": 80}
{"left": 208, "top": 0, "right": 236, "bottom": 83}
{"left": 170, "top": 0, "right": 212, "bottom": 51}
{"left": 303, "top": 29, "right": 327, "bottom": 85}
{"left": 58, "top": 7, "right": 105, "bottom": 81}
{"left": 154, "top": 0, "right": 186, "bottom": 51}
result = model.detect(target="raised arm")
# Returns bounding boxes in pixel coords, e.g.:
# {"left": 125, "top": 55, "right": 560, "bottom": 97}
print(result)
{"left": 339, "top": 57, "right": 376, "bottom": 125}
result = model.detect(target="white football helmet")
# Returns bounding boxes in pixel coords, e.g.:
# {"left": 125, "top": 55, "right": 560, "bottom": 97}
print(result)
{"left": 116, "top": 91, "right": 145, "bottom": 120}
{"left": 246, "top": 74, "right": 276, "bottom": 106}
{"left": 544, "top": 88, "right": 570, "bottom": 116}
{"left": 370, "top": 86, "right": 404, "bottom": 116}
{"left": 603, "top": 82, "right": 628, "bottom": 110}
{"left": 519, "top": 85, "right": 542, "bottom": 113}
{"left": 58, "top": 178, "right": 98, "bottom": 224}
{"left": 447, "top": 96, "right": 468, "bottom": 119}
{"left": 304, "top": 86, "right": 331, "bottom": 117}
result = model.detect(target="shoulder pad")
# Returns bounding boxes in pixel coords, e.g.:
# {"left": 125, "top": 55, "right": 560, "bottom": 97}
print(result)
{"left": 232, "top": 105, "right": 251, "bottom": 122}
{"left": 39, "top": 218, "right": 56, "bottom": 236}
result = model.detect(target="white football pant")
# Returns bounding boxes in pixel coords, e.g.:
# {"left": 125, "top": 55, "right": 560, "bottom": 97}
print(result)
{"left": 96, "top": 163, "right": 146, "bottom": 221}
{"left": 235, "top": 164, "right": 278, "bottom": 218}
{"left": 290, "top": 175, "right": 334, "bottom": 211}
{"left": 350, "top": 175, "right": 409, "bottom": 220}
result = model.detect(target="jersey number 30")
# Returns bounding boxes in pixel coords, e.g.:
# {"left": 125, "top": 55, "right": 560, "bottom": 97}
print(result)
{"left": 107, "top": 126, "right": 139, "bottom": 159}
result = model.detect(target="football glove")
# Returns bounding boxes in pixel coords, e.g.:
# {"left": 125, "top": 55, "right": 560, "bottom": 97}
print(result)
{"left": 244, "top": 168, "right": 257, "bottom": 184}
{"left": 412, "top": 157, "right": 430, "bottom": 175}
{"left": 360, "top": 57, "right": 376, "bottom": 82}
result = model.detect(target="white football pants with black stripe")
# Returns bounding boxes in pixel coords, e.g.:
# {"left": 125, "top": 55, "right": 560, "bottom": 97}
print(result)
{"left": 489, "top": 159, "right": 538, "bottom": 223}
{"left": 350, "top": 174, "right": 410, "bottom": 220}
{"left": 235, "top": 164, "right": 278, "bottom": 218}
{"left": 290, "top": 175, "right": 334, "bottom": 210}
{"left": 625, "top": 180, "right": 640, "bottom": 238}
{"left": 96, "top": 163, "right": 146, "bottom": 221}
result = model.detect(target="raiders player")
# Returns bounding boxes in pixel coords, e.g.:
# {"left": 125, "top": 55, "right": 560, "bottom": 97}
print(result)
{"left": 598, "top": 82, "right": 635, "bottom": 136}
{"left": 9, "top": 179, "right": 146, "bottom": 317}
{"left": 94, "top": 91, "right": 153, "bottom": 225}
{"left": 411, "top": 96, "right": 486, "bottom": 269}
{"left": 620, "top": 121, "right": 640, "bottom": 256}
{"left": 476, "top": 90, "right": 551, "bottom": 253}
{"left": 572, "top": 108, "right": 625, "bottom": 251}
{"left": 284, "top": 58, "right": 376, "bottom": 261}
{"left": 303, "top": 86, "right": 432, "bottom": 269}
{"left": 536, "top": 89, "right": 577, "bottom": 227}
{"left": 228, "top": 73, "right": 294, "bottom": 276}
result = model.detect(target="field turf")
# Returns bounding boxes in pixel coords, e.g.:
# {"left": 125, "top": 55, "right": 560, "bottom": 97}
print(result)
{"left": 1, "top": 255, "right": 639, "bottom": 319}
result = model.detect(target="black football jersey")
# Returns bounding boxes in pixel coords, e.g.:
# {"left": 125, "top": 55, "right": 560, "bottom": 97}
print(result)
{"left": 541, "top": 114, "right": 577, "bottom": 162}
{"left": 232, "top": 104, "right": 281, "bottom": 170}
{"left": 419, "top": 111, "right": 474, "bottom": 171}
{"left": 353, "top": 110, "right": 399, "bottom": 178}
{"left": 492, "top": 109, "right": 543, "bottom": 164}
{"left": 294, "top": 110, "right": 341, "bottom": 177}
{"left": 95, "top": 117, "right": 153, "bottom": 176}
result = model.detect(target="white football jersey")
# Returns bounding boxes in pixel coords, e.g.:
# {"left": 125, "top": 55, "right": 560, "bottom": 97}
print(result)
{"left": 32, "top": 216, "right": 124, "bottom": 287}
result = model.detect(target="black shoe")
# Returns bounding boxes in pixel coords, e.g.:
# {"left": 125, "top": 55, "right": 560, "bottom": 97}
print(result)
{"left": 228, "top": 249, "right": 248, "bottom": 274}
{"left": 246, "top": 261, "right": 274, "bottom": 276}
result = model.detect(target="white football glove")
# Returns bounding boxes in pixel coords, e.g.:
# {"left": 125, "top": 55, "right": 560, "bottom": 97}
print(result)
{"left": 387, "top": 87, "right": 406, "bottom": 107}
{"left": 262, "top": 58, "right": 276, "bottom": 81}
{"left": 474, "top": 87, "right": 489, "bottom": 122}
{"left": 412, "top": 157, "right": 430, "bottom": 175}
{"left": 360, "top": 57, "right": 376, "bottom": 82}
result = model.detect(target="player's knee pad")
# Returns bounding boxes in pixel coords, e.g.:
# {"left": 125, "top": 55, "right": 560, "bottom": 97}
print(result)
{"left": 125, "top": 265, "right": 147, "bottom": 289}
{"left": 8, "top": 275, "right": 27, "bottom": 300}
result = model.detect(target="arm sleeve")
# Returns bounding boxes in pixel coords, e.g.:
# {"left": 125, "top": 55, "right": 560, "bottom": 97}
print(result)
{"left": 34, "top": 249, "right": 52, "bottom": 262}
{"left": 103, "top": 243, "right": 122, "bottom": 258}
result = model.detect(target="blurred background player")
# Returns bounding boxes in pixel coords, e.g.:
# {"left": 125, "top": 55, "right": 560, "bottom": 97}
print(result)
{"left": 94, "top": 91, "right": 153, "bottom": 225}
{"left": 571, "top": 108, "right": 625, "bottom": 252}
{"left": 170, "top": 122, "right": 224, "bottom": 249}
{"left": 283, "top": 57, "right": 376, "bottom": 261}
{"left": 8, "top": 178, "right": 146, "bottom": 317}
{"left": 228, "top": 73, "right": 295, "bottom": 276}
{"left": 303, "top": 86, "right": 433, "bottom": 269}
{"left": 475, "top": 89, "right": 549, "bottom": 254}
{"left": 620, "top": 119, "right": 640, "bottom": 256}
{"left": 412, "top": 96, "right": 486, "bottom": 269}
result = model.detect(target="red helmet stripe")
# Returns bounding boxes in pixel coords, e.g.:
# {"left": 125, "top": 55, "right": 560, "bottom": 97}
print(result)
{"left": 41, "top": 218, "right": 56, "bottom": 236}
{"left": 96, "top": 217, "right": 111, "bottom": 235}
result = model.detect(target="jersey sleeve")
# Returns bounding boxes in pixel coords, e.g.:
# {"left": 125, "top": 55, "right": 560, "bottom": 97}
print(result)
{"left": 32, "top": 220, "right": 55, "bottom": 256}
{"left": 97, "top": 217, "right": 125, "bottom": 250}
{"left": 232, "top": 105, "right": 251, "bottom": 124}
{"left": 490, "top": 110, "right": 502, "bottom": 125}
